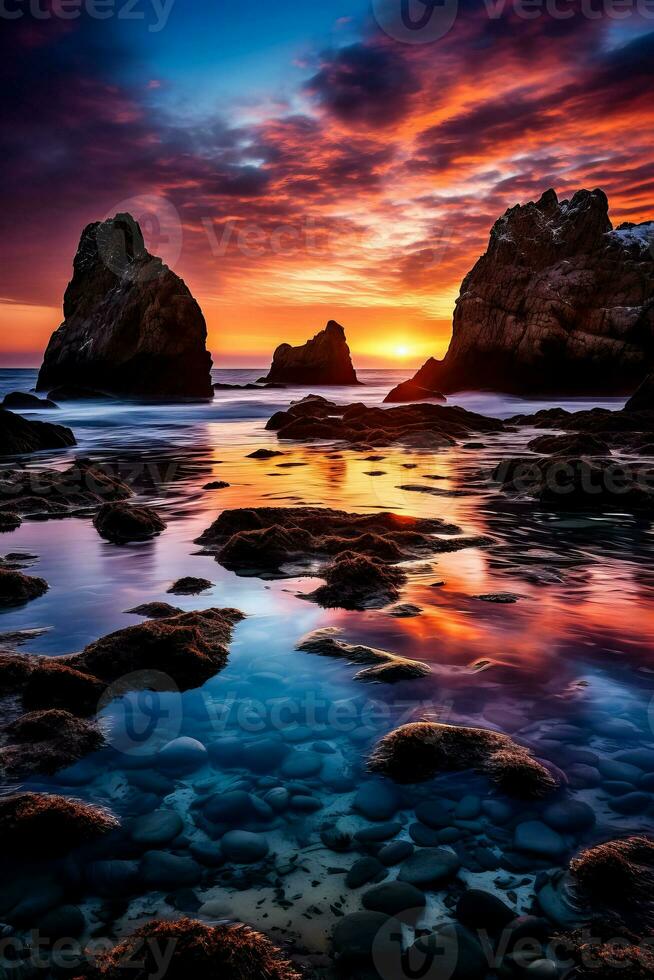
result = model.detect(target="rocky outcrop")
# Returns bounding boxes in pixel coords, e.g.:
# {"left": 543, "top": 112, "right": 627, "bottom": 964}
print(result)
{"left": 196, "top": 505, "right": 490, "bottom": 609}
{"left": 384, "top": 361, "right": 446, "bottom": 403}
{"left": 265, "top": 393, "right": 503, "bottom": 447}
{"left": 368, "top": 721, "right": 560, "bottom": 798}
{"left": 260, "top": 321, "right": 359, "bottom": 385}
{"left": 392, "top": 189, "right": 654, "bottom": 396}
{"left": 37, "top": 213, "right": 213, "bottom": 400}
{"left": 84, "top": 919, "right": 301, "bottom": 980}
{"left": 0, "top": 792, "right": 118, "bottom": 857}
{"left": 1, "top": 392, "right": 57, "bottom": 410}
{"left": 0, "top": 408, "right": 75, "bottom": 456}
{"left": 93, "top": 501, "right": 166, "bottom": 543}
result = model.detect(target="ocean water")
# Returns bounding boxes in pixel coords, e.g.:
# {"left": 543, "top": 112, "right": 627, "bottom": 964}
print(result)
{"left": 0, "top": 367, "right": 651, "bottom": 969}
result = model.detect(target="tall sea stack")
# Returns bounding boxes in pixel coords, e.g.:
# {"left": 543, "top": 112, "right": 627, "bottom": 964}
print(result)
{"left": 37, "top": 214, "right": 213, "bottom": 400}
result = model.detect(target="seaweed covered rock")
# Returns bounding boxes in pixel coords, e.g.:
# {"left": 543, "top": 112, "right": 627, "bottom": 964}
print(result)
{"left": 22, "top": 660, "right": 105, "bottom": 715}
{"left": 68, "top": 607, "right": 244, "bottom": 688}
{"left": 124, "top": 601, "right": 183, "bottom": 619}
{"left": 0, "top": 792, "right": 118, "bottom": 857}
{"left": 570, "top": 836, "right": 654, "bottom": 931}
{"left": 37, "top": 213, "right": 213, "bottom": 400}
{"left": 93, "top": 501, "right": 166, "bottom": 543}
{"left": 260, "top": 320, "right": 359, "bottom": 386}
{"left": 167, "top": 576, "right": 213, "bottom": 595}
{"left": 307, "top": 553, "right": 407, "bottom": 610}
{"left": 0, "top": 460, "right": 132, "bottom": 521}
{"left": 0, "top": 512, "right": 20, "bottom": 532}
{"left": 84, "top": 918, "right": 301, "bottom": 980}
{"left": 196, "top": 505, "right": 481, "bottom": 610}
{"left": 0, "top": 709, "right": 103, "bottom": 776}
{"left": 265, "top": 395, "right": 503, "bottom": 448}
{"left": 0, "top": 567, "right": 48, "bottom": 607}
{"left": 298, "top": 627, "right": 430, "bottom": 681}
{"left": 369, "top": 722, "right": 559, "bottom": 798}
{"left": 494, "top": 454, "right": 654, "bottom": 512}
{"left": 0, "top": 408, "right": 75, "bottom": 456}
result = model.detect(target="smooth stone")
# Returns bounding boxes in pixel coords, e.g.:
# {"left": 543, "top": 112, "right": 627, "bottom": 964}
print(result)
{"left": 542, "top": 800, "right": 595, "bottom": 833}
{"left": 312, "top": 740, "right": 336, "bottom": 754}
{"left": 438, "top": 828, "right": 464, "bottom": 844}
{"left": 280, "top": 750, "right": 323, "bottom": 778}
{"left": 455, "top": 795, "right": 481, "bottom": 820}
{"left": 332, "top": 911, "right": 392, "bottom": 962}
{"left": 199, "top": 898, "right": 233, "bottom": 918}
{"left": 263, "top": 787, "right": 290, "bottom": 811}
{"left": 514, "top": 822, "right": 566, "bottom": 860}
{"left": 414, "top": 800, "right": 451, "bottom": 828}
{"left": 289, "top": 795, "right": 322, "bottom": 812}
{"left": 126, "top": 770, "right": 174, "bottom": 794}
{"left": 406, "top": 924, "right": 487, "bottom": 980}
{"left": 409, "top": 823, "right": 443, "bottom": 847}
{"left": 242, "top": 737, "right": 288, "bottom": 773}
{"left": 362, "top": 881, "right": 425, "bottom": 918}
{"left": 615, "top": 748, "right": 654, "bottom": 771}
{"left": 157, "top": 737, "right": 208, "bottom": 775}
{"left": 354, "top": 821, "right": 402, "bottom": 843}
{"left": 37, "top": 905, "right": 85, "bottom": 940}
{"left": 640, "top": 773, "right": 654, "bottom": 791}
{"left": 398, "top": 847, "right": 460, "bottom": 887}
{"left": 130, "top": 810, "right": 184, "bottom": 846}
{"left": 378, "top": 841, "right": 414, "bottom": 866}
{"left": 609, "top": 791, "right": 651, "bottom": 814}
{"left": 567, "top": 764, "right": 601, "bottom": 788}
{"left": 456, "top": 889, "right": 515, "bottom": 932}
{"left": 7, "top": 881, "right": 66, "bottom": 928}
{"left": 602, "top": 780, "right": 635, "bottom": 796}
{"left": 189, "top": 841, "right": 224, "bottom": 867}
{"left": 203, "top": 791, "right": 257, "bottom": 825}
{"left": 354, "top": 781, "right": 401, "bottom": 821}
{"left": 220, "top": 830, "right": 269, "bottom": 863}
{"left": 526, "top": 960, "right": 560, "bottom": 979}
{"left": 346, "top": 857, "right": 385, "bottom": 889}
{"left": 85, "top": 860, "right": 139, "bottom": 897}
{"left": 207, "top": 737, "right": 244, "bottom": 767}
{"left": 597, "top": 758, "right": 642, "bottom": 782}
{"left": 141, "top": 852, "right": 202, "bottom": 888}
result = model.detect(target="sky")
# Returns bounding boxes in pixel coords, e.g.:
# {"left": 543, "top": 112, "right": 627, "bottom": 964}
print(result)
{"left": 1, "top": 0, "right": 653, "bottom": 368}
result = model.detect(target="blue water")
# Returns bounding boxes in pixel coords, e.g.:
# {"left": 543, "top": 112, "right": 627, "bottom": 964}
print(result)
{"left": 0, "top": 368, "right": 651, "bottom": 965}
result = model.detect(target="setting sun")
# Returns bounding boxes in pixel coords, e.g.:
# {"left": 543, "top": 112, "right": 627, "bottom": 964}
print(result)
{"left": 394, "top": 344, "right": 410, "bottom": 359}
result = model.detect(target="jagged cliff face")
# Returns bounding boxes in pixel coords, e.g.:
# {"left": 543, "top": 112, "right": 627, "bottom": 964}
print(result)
{"left": 405, "top": 189, "right": 654, "bottom": 396}
{"left": 261, "top": 320, "right": 360, "bottom": 385}
{"left": 37, "top": 214, "right": 213, "bottom": 400}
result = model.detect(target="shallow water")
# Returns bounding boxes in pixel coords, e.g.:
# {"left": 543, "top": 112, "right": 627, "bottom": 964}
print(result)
{"left": 1, "top": 368, "right": 652, "bottom": 968}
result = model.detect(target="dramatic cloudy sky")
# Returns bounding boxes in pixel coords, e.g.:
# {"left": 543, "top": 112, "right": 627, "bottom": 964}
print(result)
{"left": 1, "top": 0, "right": 653, "bottom": 366}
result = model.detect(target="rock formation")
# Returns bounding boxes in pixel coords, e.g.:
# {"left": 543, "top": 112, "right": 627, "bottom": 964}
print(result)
{"left": 37, "top": 213, "right": 213, "bottom": 400}
{"left": 384, "top": 360, "right": 446, "bottom": 402}
{"left": 390, "top": 189, "right": 654, "bottom": 396}
{"left": 260, "top": 320, "right": 359, "bottom": 385}
{"left": 0, "top": 408, "right": 75, "bottom": 455}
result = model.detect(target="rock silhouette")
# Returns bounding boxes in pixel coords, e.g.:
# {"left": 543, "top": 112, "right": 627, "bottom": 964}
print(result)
{"left": 391, "top": 189, "right": 654, "bottom": 396}
{"left": 260, "top": 320, "right": 359, "bottom": 385}
{"left": 37, "top": 213, "right": 213, "bottom": 400}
